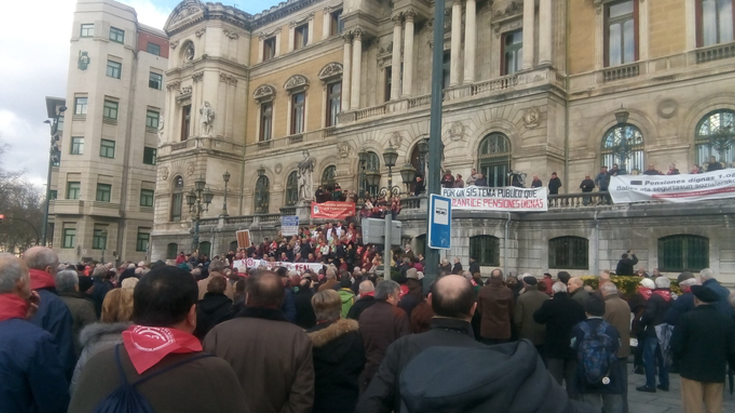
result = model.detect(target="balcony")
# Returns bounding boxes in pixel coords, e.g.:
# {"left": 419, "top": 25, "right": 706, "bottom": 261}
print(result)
{"left": 245, "top": 129, "right": 336, "bottom": 156}
{"left": 160, "top": 136, "right": 244, "bottom": 158}
{"left": 87, "top": 201, "right": 122, "bottom": 218}
{"left": 51, "top": 199, "right": 85, "bottom": 215}
{"left": 696, "top": 41, "right": 735, "bottom": 64}
{"left": 602, "top": 62, "right": 641, "bottom": 82}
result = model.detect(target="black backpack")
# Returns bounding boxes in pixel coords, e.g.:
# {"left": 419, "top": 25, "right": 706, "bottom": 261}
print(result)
{"left": 91, "top": 344, "right": 213, "bottom": 413}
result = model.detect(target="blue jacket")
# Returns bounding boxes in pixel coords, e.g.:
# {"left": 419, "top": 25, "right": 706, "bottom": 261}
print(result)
{"left": 30, "top": 289, "right": 76, "bottom": 380}
{"left": 281, "top": 287, "right": 297, "bottom": 322}
{"left": 664, "top": 292, "right": 695, "bottom": 326}
{"left": 703, "top": 279, "right": 733, "bottom": 317}
{"left": 0, "top": 318, "right": 70, "bottom": 413}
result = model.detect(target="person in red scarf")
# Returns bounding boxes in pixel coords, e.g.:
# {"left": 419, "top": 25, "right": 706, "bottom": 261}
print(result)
{"left": 69, "top": 266, "right": 248, "bottom": 413}
{"left": 0, "top": 253, "right": 70, "bottom": 413}
{"left": 630, "top": 278, "right": 655, "bottom": 374}
{"left": 23, "top": 246, "right": 76, "bottom": 380}
{"left": 636, "top": 277, "right": 673, "bottom": 393}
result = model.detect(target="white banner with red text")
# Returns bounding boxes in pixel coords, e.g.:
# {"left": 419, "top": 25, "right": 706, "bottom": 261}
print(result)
{"left": 440, "top": 186, "right": 548, "bottom": 212}
{"left": 610, "top": 170, "right": 735, "bottom": 203}
{"left": 232, "top": 258, "right": 324, "bottom": 273}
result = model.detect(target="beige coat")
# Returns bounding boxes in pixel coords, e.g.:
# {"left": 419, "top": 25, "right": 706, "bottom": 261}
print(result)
{"left": 197, "top": 271, "right": 233, "bottom": 300}
{"left": 603, "top": 293, "right": 632, "bottom": 358}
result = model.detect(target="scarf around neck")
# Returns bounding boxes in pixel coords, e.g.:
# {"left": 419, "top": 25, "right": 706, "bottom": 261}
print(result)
{"left": 122, "top": 325, "right": 202, "bottom": 374}
{"left": 0, "top": 293, "right": 29, "bottom": 322}
{"left": 29, "top": 269, "right": 56, "bottom": 290}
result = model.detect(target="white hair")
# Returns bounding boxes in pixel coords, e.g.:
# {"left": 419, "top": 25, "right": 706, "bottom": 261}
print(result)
{"left": 359, "top": 280, "right": 375, "bottom": 294}
{"left": 0, "top": 254, "right": 28, "bottom": 294}
{"left": 55, "top": 270, "right": 79, "bottom": 293}
{"left": 462, "top": 271, "right": 472, "bottom": 281}
{"left": 679, "top": 278, "right": 699, "bottom": 289}
{"left": 552, "top": 282, "right": 568, "bottom": 294}
{"left": 700, "top": 268, "right": 715, "bottom": 281}
{"left": 600, "top": 282, "right": 618, "bottom": 295}
{"left": 519, "top": 272, "right": 531, "bottom": 280}
{"left": 655, "top": 277, "right": 671, "bottom": 289}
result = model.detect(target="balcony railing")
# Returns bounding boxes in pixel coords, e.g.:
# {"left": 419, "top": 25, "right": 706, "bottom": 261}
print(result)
{"left": 696, "top": 41, "right": 735, "bottom": 64}
{"left": 280, "top": 206, "right": 296, "bottom": 216}
{"left": 255, "top": 213, "right": 281, "bottom": 224}
{"left": 407, "top": 94, "right": 432, "bottom": 109}
{"left": 603, "top": 63, "right": 640, "bottom": 82}
{"left": 355, "top": 104, "right": 387, "bottom": 121}
{"left": 471, "top": 74, "right": 518, "bottom": 95}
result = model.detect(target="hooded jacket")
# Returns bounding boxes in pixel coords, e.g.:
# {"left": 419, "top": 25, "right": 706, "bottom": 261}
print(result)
{"left": 195, "top": 292, "right": 232, "bottom": 340}
{"left": 338, "top": 288, "right": 356, "bottom": 319}
{"left": 398, "top": 342, "right": 595, "bottom": 413}
{"left": 641, "top": 289, "right": 672, "bottom": 338}
{"left": 70, "top": 321, "right": 131, "bottom": 394}
{"left": 307, "top": 319, "right": 365, "bottom": 413}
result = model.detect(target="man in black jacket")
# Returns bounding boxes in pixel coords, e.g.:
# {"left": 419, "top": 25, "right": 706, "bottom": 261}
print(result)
{"left": 357, "top": 275, "right": 591, "bottom": 413}
{"left": 636, "top": 277, "right": 672, "bottom": 393}
{"left": 548, "top": 172, "right": 562, "bottom": 195}
{"left": 347, "top": 281, "right": 376, "bottom": 321}
{"left": 533, "top": 282, "right": 586, "bottom": 399}
{"left": 468, "top": 257, "right": 480, "bottom": 275}
{"left": 293, "top": 278, "right": 316, "bottom": 329}
{"left": 615, "top": 251, "right": 638, "bottom": 276}
{"left": 672, "top": 285, "right": 735, "bottom": 413}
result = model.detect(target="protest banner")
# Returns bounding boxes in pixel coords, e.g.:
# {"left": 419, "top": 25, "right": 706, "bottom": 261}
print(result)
{"left": 232, "top": 258, "right": 323, "bottom": 273}
{"left": 610, "top": 170, "right": 735, "bottom": 203}
{"left": 440, "top": 185, "right": 548, "bottom": 212}
{"left": 281, "top": 216, "right": 299, "bottom": 236}
{"left": 311, "top": 201, "right": 355, "bottom": 219}
{"left": 236, "top": 230, "right": 251, "bottom": 249}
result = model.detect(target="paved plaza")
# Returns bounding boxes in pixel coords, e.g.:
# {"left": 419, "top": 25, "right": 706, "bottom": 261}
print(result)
{"left": 626, "top": 367, "right": 735, "bottom": 413}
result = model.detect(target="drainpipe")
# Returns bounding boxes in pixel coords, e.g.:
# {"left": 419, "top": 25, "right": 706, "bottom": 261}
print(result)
{"left": 504, "top": 212, "right": 511, "bottom": 276}
{"left": 593, "top": 210, "right": 600, "bottom": 276}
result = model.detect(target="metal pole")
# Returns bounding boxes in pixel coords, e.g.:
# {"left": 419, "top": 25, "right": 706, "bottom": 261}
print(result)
{"left": 193, "top": 208, "right": 200, "bottom": 252}
{"left": 223, "top": 180, "right": 228, "bottom": 216}
{"left": 384, "top": 170, "right": 393, "bottom": 280}
{"left": 423, "top": 0, "right": 445, "bottom": 292}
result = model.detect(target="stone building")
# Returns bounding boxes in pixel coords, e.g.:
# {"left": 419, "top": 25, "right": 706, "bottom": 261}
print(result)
{"left": 48, "top": 0, "right": 168, "bottom": 263}
{"left": 152, "top": 0, "right": 735, "bottom": 283}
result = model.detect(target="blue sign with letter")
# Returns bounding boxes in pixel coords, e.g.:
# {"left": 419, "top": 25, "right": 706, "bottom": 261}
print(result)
{"left": 428, "top": 194, "right": 452, "bottom": 250}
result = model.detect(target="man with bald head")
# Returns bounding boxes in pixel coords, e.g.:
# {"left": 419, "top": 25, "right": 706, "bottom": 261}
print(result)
{"left": 0, "top": 253, "right": 70, "bottom": 412}
{"left": 204, "top": 271, "right": 314, "bottom": 413}
{"left": 357, "top": 275, "right": 486, "bottom": 412}
{"left": 23, "top": 246, "right": 76, "bottom": 379}
{"left": 568, "top": 277, "right": 591, "bottom": 306}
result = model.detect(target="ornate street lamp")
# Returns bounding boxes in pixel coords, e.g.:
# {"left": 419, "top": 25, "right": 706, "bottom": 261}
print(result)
{"left": 417, "top": 137, "right": 429, "bottom": 176}
{"left": 612, "top": 105, "right": 634, "bottom": 173}
{"left": 400, "top": 163, "right": 417, "bottom": 192}
{"left": 615, "top": 104, "right": 629, "bottom": 125}
{"left": 41, "top": 104, "right": 66, "bottom": 246}
{"left": 358, "top": 149, "right": 369, "bottom": 197}
{"left": 186, "top": 177, "right": 213, "bottom": 252}
{"left": 379, "top": 144, "right": 401, "bottom": 198}
{"left": 221, "top": 170, "right": 231, "bottom": 217}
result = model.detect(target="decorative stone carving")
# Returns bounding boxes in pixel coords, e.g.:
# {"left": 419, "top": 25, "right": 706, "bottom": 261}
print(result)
{"left": 180, "top": 86, "right": 192, "bottom": 95}
{"left": 495, "top": 0, "right": 523, "bottom": 18}
{"left": 338, "top": 142, "right": 351, "bottom": 158}
{"left": 284, "top": 74, "right": 309, "bottom": 93}
{"left": 220, "top": 72, "right": 238, "bottom": 85}
{"left": 253, "top": 84, "right": 276, "bottom": 102}
{"left": 289, "top": 12, "right": 315, "bottom": 28}
{"left": 259, "top": 27, "right": 280, "bottom": 39}
{"left": 448, "top": 122, "right": 466, "bottom": 141}
{"left": 657, "top": 99, "right": 678, "bottom": 119}
{"left": 195, "top": 28, "right": 206, "bottom": 37}
{"left": 166, "top": 80, "right": 181, "bottom": 91}
{"left": 318, "top": 62, "right": 343, "bottom": 83}
{"left": 174, "top": 3, "right": 203, "bottom": 22}
{"left": 170, "top": 40, "right": 179, "bottom": 49}
{"left": 223, "top": 29, "right": 240, "bottom": 39}
{"left": 199, "top": 101, "right": 215, "bottom": 136}
{"left": 185, "top": 44, "right": 195, "bottom": 61}
{"left": 275, "top": 163, "right": 283, "bottom": 174}
{"left": 389, "top": 132, "right": 403, "bottom": 148}
{"left": 404, "top": 8, "right": 418, "bottom": 21}
{"left": 78, "top": 51, "right": 90, "bottom": 70}
{"left": 523, "top": 107, "right": 540, "bottom": 129}
{"left": 297, "top": 150, "right": 315, "bottom": 202}
{"left": 159, "top": 166, "right": 170, "bottom": 181}
{"left": 185, "top": 163, "right": 195, "bottom": 176}
{"left": 192, "top": 71, "right": 203, "bottom": 82}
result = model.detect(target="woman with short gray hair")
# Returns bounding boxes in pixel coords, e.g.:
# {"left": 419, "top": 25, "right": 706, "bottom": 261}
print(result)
{"left": 307, "top": 290, "right": 365, "bottom": 412}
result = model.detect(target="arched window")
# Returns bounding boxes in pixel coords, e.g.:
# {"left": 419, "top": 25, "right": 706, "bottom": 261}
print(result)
{"left": 171, "top": 176, "right": 184, "bottom": 222}
{"left": 549, "top": 236, "right": 589, "bottom": 270}
{"left": 601, "top": 124, "right": 644, "bottom": 174}
{"left": 198, "top": 241, "right": 211, "bottom": 258}
{"left": 695, "top": 110, "right": 735, "bottom": 167}
{"left": 658, "top": 235, "right": 709, "bottom": 272}
{"left": 285, "top": 171, "right": 299, "bottom": 206}
{"left": 478, "top": 133, "right": 511, "bottom": 187}
{"left": 166, "top": 243, "right": 178, "bottom": 259}
{"left": 321, "top": 165, "right": 337, "bottom": 191}
{"left": 360, "top": 152, "right": 381, "bottom": 197}
{"left": 469, "top": 235, "right": 500, "bottom": 267}
{"left": 254, "top": 175, "right": 270, "bottom": 214}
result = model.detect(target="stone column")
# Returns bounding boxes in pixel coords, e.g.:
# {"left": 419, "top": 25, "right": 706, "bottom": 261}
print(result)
{"left": 342, "top": 34, "right": 352, "bottom": 111}
{"left": 391, "top": 14, "right": 403, "bottom": 100}
{"left": 450, "top": 0, "right": 462, "bottom": 87}
{"left": 350, "top": 29, "right": 363, "bottom": 109}
{"left": 463, "top": 0, "right": 476, "bottom": 83}
{"left": 522, "top": 0, "right": 535, "bottom": 70}
{"left": 402, "top": 10, "right": 416, "bottom": 97}
{"left": 538, "top": 0, "right": 552, "bottom": 65}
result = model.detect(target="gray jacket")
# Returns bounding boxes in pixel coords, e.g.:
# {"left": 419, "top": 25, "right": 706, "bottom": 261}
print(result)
{"left": 70, "top": 321, "right": 131, "bottom": 395}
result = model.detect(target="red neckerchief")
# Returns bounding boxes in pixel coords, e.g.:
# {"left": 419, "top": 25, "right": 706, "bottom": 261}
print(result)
{"left": 399, "top": 284, "right": 409, "bottom": 298}
{"left": 652, "top": 289, "right": 672, "bottom": 302}
{"left": 29, "top": 269, "right": 56, "bottom": 290}
{"left": 638, "top": 287, "right": 653, "bottom": 301}
{"left": 0, "top": 294, "right": 29, "bottom": 322}
{"left": 361, "top": 291, "right": 375, "bottom": 298}
{"left": 122, "top": 325, "right": 203, "bottom": 375}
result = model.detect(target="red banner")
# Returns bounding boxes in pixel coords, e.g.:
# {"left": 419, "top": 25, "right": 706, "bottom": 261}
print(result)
{"left": 311, "top": 201, "right": 355, "bottom": 219}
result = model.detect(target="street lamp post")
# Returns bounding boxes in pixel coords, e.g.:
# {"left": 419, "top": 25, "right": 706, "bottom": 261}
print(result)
{"left": 222, "top": 170, "right": 231, "bottom": 217}
{"left": 41, "top": 105, "right": 66, "bottom": 246}
{"left": 186, "top": 177, "right": 214, "bottom": 252}
{"left": 612, "top": 105, "right": 632, "bottom": 173}
{"left": 358, "top": 150, "right": 368, "bottom": 198}
{"left": 100, "top": 229, "right": 108, "bottom": 264}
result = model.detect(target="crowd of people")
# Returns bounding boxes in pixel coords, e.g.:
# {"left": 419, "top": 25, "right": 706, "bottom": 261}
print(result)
{"left": 1, "top": 245, "right": 735, "bottom": 413}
